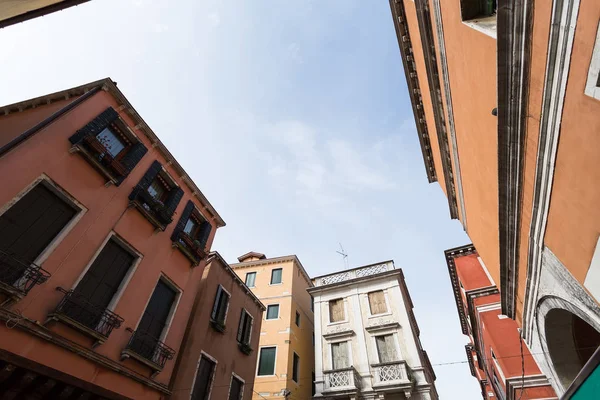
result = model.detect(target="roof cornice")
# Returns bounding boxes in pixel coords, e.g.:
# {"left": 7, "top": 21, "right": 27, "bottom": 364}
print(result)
{"left": 444, "top": 244, "right": 477, "bottom": 335}
{"left": 230, "top": 254, "right": 313, "bottom": 288}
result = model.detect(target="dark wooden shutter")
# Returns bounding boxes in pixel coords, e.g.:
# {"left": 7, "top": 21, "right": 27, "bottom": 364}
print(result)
{"left": 258, "top": 347, "right": 276, "bottom": 376}
{"left": 228, "top": 377, "right": 243, "bottom": 400}
{"left": 191, "top": 357, "right": 215, "bottom": 400}
{"left": 163, "top": 187, "right": 183, "bottom": 219}
{"left": 211, "top": 286, "right": 222, "bottom": 320}
{"left": 237, "top": 311, "right": 245, "bottom": 342}
{"left": 129, "top": 160, "right": 162, "bottom": 200}
{"left": 171, "top": 201, "right": 195, "bottom": 241}
{"left": 69, "top": 107, "right": 119, "bottom": 145}
{"left": 115, "top": 142, "right": 148, "bottom": 186}
{"left": 243, "top": 314, "right": 252, "bottom": 343}
{"left": 197, "top": 221, "right": 212, "bottom": 250}
{"left": 137, "top": 280, "right": 177, "bottom": 339}
{"left": 0, "top": 184, "right": 77, "bottom": 264}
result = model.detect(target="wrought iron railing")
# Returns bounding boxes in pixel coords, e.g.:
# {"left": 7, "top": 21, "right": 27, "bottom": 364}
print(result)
{"left": 53, "top": 287, "right": 124, "bottom": 338}
{"left": 372, "top": 361, "right": 412, "bottom": 384}
{"left": 323, "top": 366, "right": 362, "bottom": 390}
{"left": 0, "top": 250, "right": 50, "bottom": 295}
{"left": 129, "top": 186, "right": 173, "bottom": 227}
{"left": 316, "top": 261, "right": 395, "bottom": 286}
{"left": 82, "top": 135, "right": 127, "bottom": 177}
{"left": 125, "top": 330, "right": 175, "bottom": 369}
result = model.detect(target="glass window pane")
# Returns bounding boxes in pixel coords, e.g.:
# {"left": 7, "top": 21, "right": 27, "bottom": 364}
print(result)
{"left": 148, "top": 180, "right": 166, "bottom": 201}
{"left": 295, "top": 311, "right": 301, "bottom": 327}
{"left": 270, "top": 268, "right": 282, "bottom": 284}
{"left": 266, "top": 304, "right": 279, "bottom": 320}
{"left": 184, "top": 218, "right": 197, "bottom": 234}
{"left": 258, "top": 347, "right": 276, "bottom": 375}
{"left": 97, "top": 127, "right": 126, "bottom": 157}
{"left": 292, "top": 353, "right": 300, "bottom": 382}
{"left": 245, "top": 272, "right": 256, "bottom": 287}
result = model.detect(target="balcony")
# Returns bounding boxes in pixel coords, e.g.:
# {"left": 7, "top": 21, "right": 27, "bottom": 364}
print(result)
{"left": 121, "top": 330, "right": 175, "bottom": 375}
{"left": 70, "top": 135, "right": 128, "bottom": 185}
{"left": 129, "top": 186, "right": 173, "bottom": 230}
{"left": 314, "top": 261, "right": 395, "bottom": 287}
{"left": 322, "top": 366, "right": 362, "bottom": 395}
{"left": 0, "top": 250, "right": 50, "bottom": 302}
{"left": 47, "top": 288, "right": 124, "bottom": 345}
{"left": 372, "top": 361, "right": 413, "bottom": 392}
{"left": 172, "top": 230, "right": 206, "bottom": 265}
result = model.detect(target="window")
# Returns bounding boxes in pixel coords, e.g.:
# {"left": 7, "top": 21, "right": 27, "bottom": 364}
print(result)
{"left": 171, "top": 201, "right": 212, "bottom": 265}
{"left": 270, "top": 268, "right": 282, "bottom": 284}
{"left": 585, "top": 21, "right": 600, "bottom": 100}
{"left": 148, "top": 176, "right": 169, "bottom": 202}
{"left": 211, "top": 285, "right": 230, "bottom": 327}
{"left": 460, "top": 0, "right": 497, "bottom": 20}
{"left": 257, "top": 347, "right": 276, "bottom": 376}
{"left": 368, "top": 290, "right": 388, "bottom": 315}
{"left": 492, "top": 369, "right": 505, "bottom": 400}
{"left": 310, "top": 295, "right": 314, "bottom": 312}
{"left": 331, "top": 341, "right": 349, "bottom": 370}
{"left": 295, "top": 310, "right": 301, "bottom": 327}
{"left": 191, "top": 355, "right": 216, "bottom": 400}
{"left": 292, "top": 353, "right": 300, "bottom": 383}
{"left": 266, "top": 304, "right": 279, "bottom": 320}
{"left": 312, "top": 371, "right": 316, "bottom": 395}
{"left": 228, "top": 376, "right": 244, "bottom": 400}
{"left": 96, "top": 127, "right": 126, "bottom": 157}
{"left": 329, "top": 298, "right": 345, "bottom": 323}
{"left": 375, "top": 334, "right": 398, "bottom": 363}
{"left": 237, "top": 309, "right": 253, "bottom": 345}
{"left": 245, "top": 272, "right": 256, "bottom": 288}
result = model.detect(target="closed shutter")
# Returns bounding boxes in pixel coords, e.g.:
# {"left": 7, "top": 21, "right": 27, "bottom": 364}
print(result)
{"left": 211, "top": 286, "right": 223, "bottom": 321}
{"left": 115, "top": 142, "right": 148, "bottom": 186}
{"left": 258, "top": 347, "right": 276, "bottom": 375}
{"left": 196, "top": 220, "right": 212, "bottom": 250}
{"left": 292, "top": 353, "right": 300, "bottom": 382}
{"left": 368, "top": 291, "right": 387, "bottom": 315}
{"left": 270, "top": 268, "right": 282, "bottom": 284}
{"left": 331, "top": 341, "right": 349, "bottom": 369}
{"left": 243, "top": 313, "right": 253, "bottom": 343}
{"left": 191, "top": 356, "right": 216, "bottom": 400}
{"left": 69, "top": 107, "right": 119, "bottom": 145}
{"left": 129, "top": 161, "right": 162, "bottom": 201}
{"left": 171, "top": 201, "right": 195, "bottom": 242}
{"left": 329, "top": 299, "right": 345, "bottom": 322}
{"left": 375, "top": 334, "right": 398, "bottom": 363}
{"left": 237, "top": 311, "right": 245, "bottom": 342}
{"left": 228, "top": 377, "right": 243, "bottom": 400}
{"left": 163, "top": 186, "right": 183, "bottom": 219}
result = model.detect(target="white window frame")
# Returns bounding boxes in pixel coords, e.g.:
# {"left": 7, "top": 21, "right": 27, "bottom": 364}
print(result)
{"left": 327, "top": 298, "right": 348, "bottom": 326}
{"left": 490, "top": 348, "right": 506, "bottom": 382}
{"left": 189, "top": 350, "right": 218, "bottom": 400}
{"left": 227, "top": 372, "right": 245, "bottom": 400}
{"left": 256, "top": 345, "right": 278, "bottom": 377}
{"left": 212, "top": 284, "right": 231, "bottom": 324}
{"left": 265, "top": 304, "right": 280, "bottom": 320}
{"left": 269, "top": 268, "right": 283, "bottom": 286}
{"left": 585, "top": 21, "right": 600, "bottom": 101}
{"left": 366, "top": 290, "right": 392, "bottom": 318}
{"left": 70, "top": 231, "right": 143, "bottom": 313}
{"left": 0, "top": 174, "right": 88, "bottom": 268}
{"left": 245, "top": 271, "right": 257, "bottom": 288}
{"left": 328, "top": 339, "right": 353, "bottom": 370}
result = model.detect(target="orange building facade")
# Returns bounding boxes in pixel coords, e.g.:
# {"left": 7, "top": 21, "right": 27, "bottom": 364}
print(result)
{"left": 390, "top": 0, "right": 600, "bottom": 395}
{"left": 0, "top": 78, "right": 227, "bottom": 398}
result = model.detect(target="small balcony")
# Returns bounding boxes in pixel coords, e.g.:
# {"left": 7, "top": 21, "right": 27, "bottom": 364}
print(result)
{"left": 121, "top": 329, "right": 175, "bottom": 375}
{"left": 172, "top": 230, "right": 206, "bottom": 265}
{"left": 372, "top": 361, "right": 413, "bottom": 391}
{"left": 322, "top": 366, "right": 362, "bottom": 394}
{"left": 70, "top": 135, "right": 127, "bottom": 184}
{"left": 129, "top": 186, "right": 173, "bottom": 230}
{"left": 47, "top": 288, "right": 124, "bottom": 345}
{"left": 0, "top": 250, "right": 50, "bottom": 302}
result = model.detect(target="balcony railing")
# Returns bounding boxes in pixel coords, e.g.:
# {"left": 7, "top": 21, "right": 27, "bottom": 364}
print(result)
{"left": 122, "top": 330, "right": 175, "bottom": 372}
{"left": 315, "top": 261, "right": 395, "bottom": 286}
{"left": 82, "top": 135, "right": 127, "bottom": 177}
{"left": 372, "top": 361, "right": 412, "bottom": 386}
{"left": 129, "top": 186, "right": 173, "bottom": 230}
{"left": 50, "top": 288, "right": 124, "bottom": 342}
{"left": 0, "top": 250, "right": 50, "bottom": 298}
{"left": 323, "top": 366, "right": 362, "bottom": 392}
{"left": 172, "top": 230, "right": 206, "bottom": 265}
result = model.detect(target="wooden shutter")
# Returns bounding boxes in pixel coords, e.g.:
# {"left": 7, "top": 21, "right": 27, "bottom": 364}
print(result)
{"left": 132, "top": 161, "right": 162, "bottom": 195}
{"left": 375, "top": 335, "right": 398, "bottom": 363}
{"left": 332, "top": 341, "right": 349, "bottom": 369}
{"left": 329, "top": 299, "right": 345, "bottom": 322}
{"left": 368, "top": 291, "right": 387, "bottom": 315}
{"left": 137, "top": 280, "right": 177, "bottom": 339}
{"left": 115, "top": 142, "right": 148, "bottom": 186}
{"left": 164, "top": 186, "right": 183, "bottom": 218}
{"left": 237, "top": 311, "right": 245, "bottom": 342}
{"left": 292, "top": 353, "right": 300, "bottom": 382}
{"left": 69, "top": 107, "right": 119, "bottom": 145}
{"left": 171, "top": 201, "right": 195, "bottom": 242}
{"left": 196, "top": 220, "right": 212, "bottom": 250}
{"left": 191, "top": 356, "right": 215, "bottom": 400}
{"left": 258, "top": 347, "right": 276, "bottom": 375}
{"left": 211, "top": 286, "right": 223, "bottom": 320}
{"left": 228, "top": 377, "right": 243, "bottom": 400}
{"left": 243, "top": 313, "right": 253, "bottom": 343}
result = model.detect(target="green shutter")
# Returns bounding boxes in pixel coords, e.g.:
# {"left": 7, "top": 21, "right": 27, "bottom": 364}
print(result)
{"left": 258, "top": 347, "right": 276, "bottom": 375}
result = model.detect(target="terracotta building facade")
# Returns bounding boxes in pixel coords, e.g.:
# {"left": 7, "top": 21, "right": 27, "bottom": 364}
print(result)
{"left": 231, "top": 252, "right": 315, "bottom": 400}
{"left": 170, "top": 252, "right": 265, "bottom": 400}
{"left": 0, "top": 78, "right": 225, "bottom": 399}
{"left": 390, "top": 0, "right": 600, "bottom": 394}
{"left": 446, "top": 245, "right": 557, "bottom": 399}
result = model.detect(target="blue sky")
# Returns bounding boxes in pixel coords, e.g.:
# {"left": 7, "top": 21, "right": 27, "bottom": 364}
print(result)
{"left": 0, "top": 0, "right": 479, "bottom": 397}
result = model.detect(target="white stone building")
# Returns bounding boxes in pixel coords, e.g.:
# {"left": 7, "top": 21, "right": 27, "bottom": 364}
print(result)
{"left": 309, "top": 261, "right": 438, "bottom": 400}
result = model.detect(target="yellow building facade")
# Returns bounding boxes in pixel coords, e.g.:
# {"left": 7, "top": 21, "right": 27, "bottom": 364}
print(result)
{"left": 232, "top": 252, "right": 315, "bottom": 400}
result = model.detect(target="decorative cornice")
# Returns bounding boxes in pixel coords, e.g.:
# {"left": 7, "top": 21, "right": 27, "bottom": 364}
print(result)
{"left": 444, "top": 244, "right": 477, "bottom": 335}
{"left": 413, "top": 0, "right": 459, "bottom": 219}
{"left": 365, "top": 322, "right": 401, "bottom": 332}
{"left": 465, "top": 344, "right": 476, "bottom": 377}
{"left": 323, "top": 329, "right": 355, "bottom": 340}
{"left": 389, "top": 0, "right": 437, "bottom": 183}
{"left": 497, "top": 0, "right": 534, "bottom": 317}
{"left": 506, "top": 375, "right": 553, "bottom": 400}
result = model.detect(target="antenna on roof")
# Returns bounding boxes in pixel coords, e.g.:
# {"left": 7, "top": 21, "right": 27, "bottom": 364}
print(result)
{"left": 336, "top": 243, "right": 349, "bottom": 270}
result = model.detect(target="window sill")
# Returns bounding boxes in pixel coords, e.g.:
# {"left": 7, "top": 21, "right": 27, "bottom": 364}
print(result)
{"left": 269, "top": 282, "right": 283, "bottom": 286}
{"left": 238, "top": 342, "right": 253, "bottom": 355}
{"left": 463, "top": 15, "right": 497, "bottom": 39}
{"left": 210, "top": 319, "right": 226, "bottom": 333}
{"left": 327, "top": 320, "right": 348, "bottom": 326}
{"left": 368, "top": 311, "right": 392, "bottom": 319}
{"left": 46, "top": 311, "right": 109, "bottom": 347}
{"left": 69, "top": 144, "right": 121, "bottom": 186}
{"left": 171, "top": 235, "right": 205, "bottom": 266}
{"left": 121, "top": 348, "right": 164, "bottom": 376}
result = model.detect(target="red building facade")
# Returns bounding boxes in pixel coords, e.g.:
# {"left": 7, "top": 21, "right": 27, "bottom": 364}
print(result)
{"left": 445, "top": 245, "right": 557, "bottom": 400}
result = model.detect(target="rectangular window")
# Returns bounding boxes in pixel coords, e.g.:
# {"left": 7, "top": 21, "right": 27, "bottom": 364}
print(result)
{"left": 266, "top": 304, "right": 279, "bottom": 320}
{"left": 331, "top": 341, "right": 349, "bottom": 370}
{"left": 368, "top": 290, "right": 387, "bottom": 315}
{"left": 312, "top": 371, "right": 316, "bottom": 396}
{"left": 292, "top": 353, "right": 300, "bottom": 383}
{"left": 191, "top": 356, "right": 216, "bottom": 400}
{"left": 228, "top": 376, "right": 244, "bottom": 400}
{"left": 96, "top": 127, "right": 126, "bottom": 157}
{"left": 245, "top": 272, "right": 256, "bottom": 288}
{"left": 211, "top": 285, "right": 230, "bottom": 325}
{"left": 148, "top": 177, "right": 169, "bottom": 202}
{"left": 329, "top": 298, "right": 345, "bottom": 323}
{"left": 310, "top": 295, "right": 314, "bottom": 312}
{"left": 375, "top": 334, "right": 398, "bottom": 363}
{"left": 295, "top": 310, "right": 301, "bottom": 327}
{"left": 237, "top": 309, "right": 253, "bottom": 345}
{"left": 257, "top": 347, "right": 276, "bottom": 376}
{"left": 184, "top": 218, "right": 199, "bottom": 236}
{"left": 270, "top": 268, "right": 282, "bottom": 284}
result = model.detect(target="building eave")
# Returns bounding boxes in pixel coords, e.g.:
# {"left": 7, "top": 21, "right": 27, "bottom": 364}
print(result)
{"left": 308, "top": 268, "right": 403, "bottom": 294}
{"left": 444, "top": 244, "right": 477, "bottom": 335}
{"left": 230, "top": 254, "right": 313, "bottom": 288}
{"left": 0, "top": 0, "right": 90, "bottom": 29}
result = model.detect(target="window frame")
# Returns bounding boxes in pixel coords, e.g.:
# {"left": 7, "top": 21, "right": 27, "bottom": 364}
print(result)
{"left": 256, "top": 346, "right": 278, "bottom": 377}
{"left": 270, "top": 268, "right": 283, "bottom": 285}
{"left": 585, "top": 21, "right": 600, "bottom": 101}
{"left": 237, "top": 308, "right": 254, "bottom": 345}
{"left": 211, "top": 284, "right": 231, "bottom": 326}
{"left": 292, "top": 352, "right": 300, "bottom": 383}
{"left": 191, "top": 351, "right": 218, "bottom": 400}
{"left": 328, "top": 298, "right": 347, "bottom": 325}
{"left": 373, "top": 333, "right": 401, "bottom": 364}
{"left": 367, "top": 290, "right": 391, "bottom": 318}
{"left": 329, "top": 340, "right": 352, "bottom": 370}
{"left": 265, "top": 304, "right": 280, "bottom": 320}
{"left": 227, "top": 373, "right": 245, "bottom": 400}
{"left": 245, "top": 271, "right": 257, "bottom": 288}
{"left": 295, "top": 310, "right": 301, "bottom": 327}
